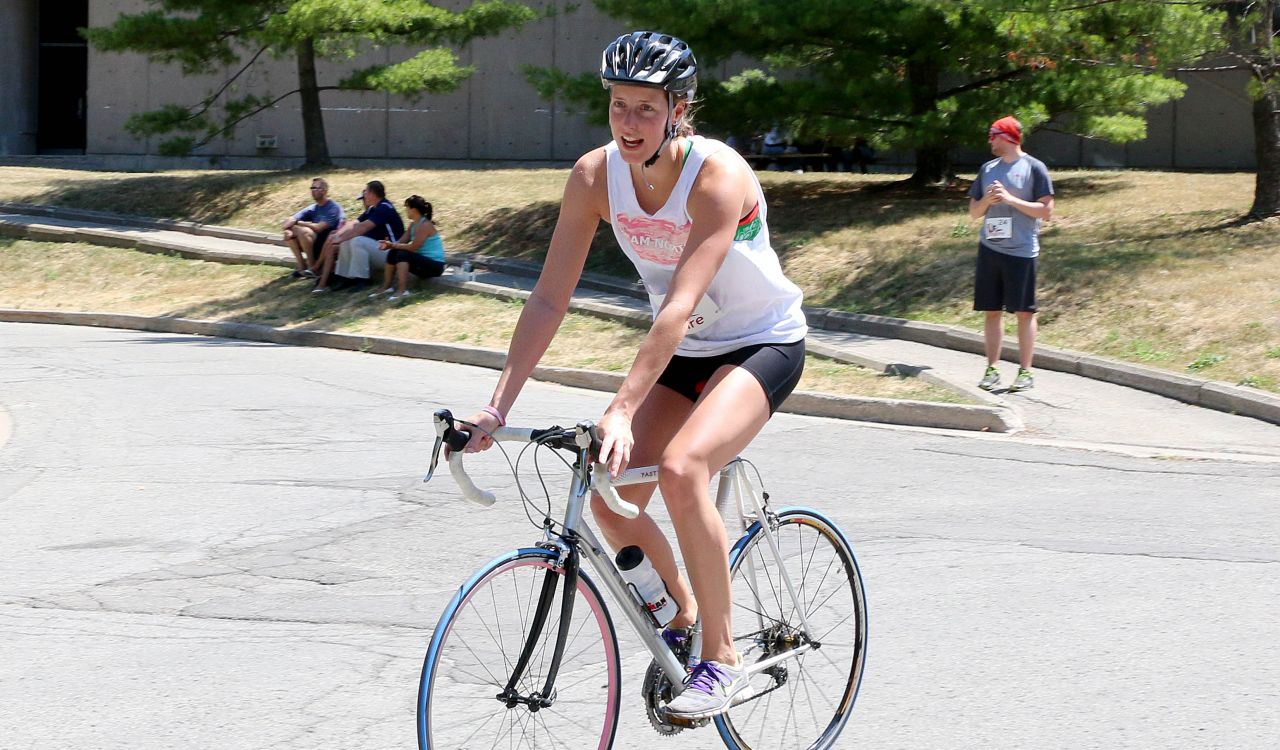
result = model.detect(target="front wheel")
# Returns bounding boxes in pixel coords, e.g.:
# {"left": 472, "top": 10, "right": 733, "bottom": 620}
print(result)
{"left": 717, "top": 508, "right": 868, "bottom": 750}
{"left": 418, "top": 548, "right": 622, "bottom": 749}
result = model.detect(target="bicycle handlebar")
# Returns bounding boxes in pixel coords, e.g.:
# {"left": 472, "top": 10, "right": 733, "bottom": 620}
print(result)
{"left": 427, "top": 409, "right": 641, "bottom": 519}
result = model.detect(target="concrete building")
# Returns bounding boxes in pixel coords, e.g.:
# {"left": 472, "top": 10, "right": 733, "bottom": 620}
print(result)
{"left": 0, "top": 0, "right": 1259, "bottom": 169}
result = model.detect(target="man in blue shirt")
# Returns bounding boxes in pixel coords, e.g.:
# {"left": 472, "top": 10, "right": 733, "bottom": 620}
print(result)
{"left": 314, "top": 180, "right": 405, "bottom": 293}
{"left": 967, "top": 116, "right": 1054, "bottom": 392}
{"left": 282, "top": 177, "right": 344, "bottom": 279}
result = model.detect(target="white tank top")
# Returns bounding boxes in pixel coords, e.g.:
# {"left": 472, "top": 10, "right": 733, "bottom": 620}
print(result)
{"left": 605, "top": 135, "right": 807, "bottom": 356}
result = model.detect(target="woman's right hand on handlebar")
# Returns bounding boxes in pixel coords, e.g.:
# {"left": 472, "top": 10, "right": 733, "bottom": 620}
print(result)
{"left": 460, "top": 409, "right": 501, "bottom": 453}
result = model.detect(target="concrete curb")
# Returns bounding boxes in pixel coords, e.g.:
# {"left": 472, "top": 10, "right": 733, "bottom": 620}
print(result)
{"left": 0, "top": 309, "right": 1018, "bottom": 432}
{"left": 1, "top": 213, "right": 1008, "bottom": 417}
{"left": 431, "top": 276, "right": 1022, "bottom": 427}
{"left": 0, "top": 201, "right": 288, "bottom": 247}
{"left": 6, "top": 204, "right": 1275, "bottom": 427}
{"left": 0, "top": 215, "right": 291, "bottom": 267}
{"left": 820, "top": 310, "right": 1280, "bottom": 426}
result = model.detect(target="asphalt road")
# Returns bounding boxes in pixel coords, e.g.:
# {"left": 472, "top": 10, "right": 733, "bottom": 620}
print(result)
{"left": 1, "top": 323, "right": 1276, "bottom": 750}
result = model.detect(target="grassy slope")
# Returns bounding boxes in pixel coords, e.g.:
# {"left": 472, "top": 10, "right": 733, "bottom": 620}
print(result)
{"left": 1, "top": 165, "right": 1277, "bottom": 390}
{"left": 0, "top": 240, "right": 967, "bottom": 403}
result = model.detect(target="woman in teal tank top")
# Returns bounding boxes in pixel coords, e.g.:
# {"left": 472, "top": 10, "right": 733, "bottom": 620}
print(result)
{"left": 373, "top": 195, "right": 445, "bottom": 301}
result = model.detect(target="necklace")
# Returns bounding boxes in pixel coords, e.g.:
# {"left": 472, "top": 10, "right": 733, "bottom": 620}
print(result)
{"left": 640, "top": 137, "right": 687, "bottom": 191}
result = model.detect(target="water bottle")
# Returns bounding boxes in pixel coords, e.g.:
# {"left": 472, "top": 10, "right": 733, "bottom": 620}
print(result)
{"left": 460, "top": 258, "right": 474, "bottom": 281}
{"left": 615, "top": 545, "right": 678, "bottom": 627}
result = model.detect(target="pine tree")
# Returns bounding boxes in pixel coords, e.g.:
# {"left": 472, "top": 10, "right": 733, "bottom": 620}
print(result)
{"left": 84, "top": 0, "right": 538, "bottom": 166}
{"left": 547, "top": 0, "right": 1223, "bottom": 185}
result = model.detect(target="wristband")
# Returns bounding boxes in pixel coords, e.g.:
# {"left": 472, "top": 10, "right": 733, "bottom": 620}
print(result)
{"left": 480, "top": 405, "right": 506, "bottom": 426}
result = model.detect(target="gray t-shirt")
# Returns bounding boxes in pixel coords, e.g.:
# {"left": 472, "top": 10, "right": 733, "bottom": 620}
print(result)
{"left": 968, "top": 154, "right": 1053, "bottom": 258}
{"left": 293, "top": 199, "right": 345, "bottom": 230}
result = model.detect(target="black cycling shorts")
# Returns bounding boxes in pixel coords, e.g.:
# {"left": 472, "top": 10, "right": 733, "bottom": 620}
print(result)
{"left": 656, "top": 339, "right": 805, "bottom": 414}
{"left": 974, "top": 242, "right": 1038, "bottom": 313}
{"left": 387, "top": 248, "right": 445, "bottom": 279}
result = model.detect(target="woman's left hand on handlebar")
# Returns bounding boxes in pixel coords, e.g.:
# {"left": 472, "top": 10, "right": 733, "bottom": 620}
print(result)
{"left": 596, "top": 408, "right": 633, "bottom": 477}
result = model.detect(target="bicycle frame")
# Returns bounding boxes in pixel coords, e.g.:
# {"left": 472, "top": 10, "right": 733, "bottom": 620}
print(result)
{"left": 592, "top": 459, "right": 819, "bottom": 690}
{"left": 430, "top": 413, "right": 821, "bottom": 702}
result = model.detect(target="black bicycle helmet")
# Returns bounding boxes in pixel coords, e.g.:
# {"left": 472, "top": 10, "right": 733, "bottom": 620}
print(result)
{"left": 600, "top": 31, "right": 698, "bottom": 98}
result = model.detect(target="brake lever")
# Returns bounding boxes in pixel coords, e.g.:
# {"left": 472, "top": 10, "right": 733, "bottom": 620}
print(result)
{"left": 424, "top": 408, "right": 456, "bottom": 483}
{"left": 424, "top": 435, "right": 444, "bottom": 483}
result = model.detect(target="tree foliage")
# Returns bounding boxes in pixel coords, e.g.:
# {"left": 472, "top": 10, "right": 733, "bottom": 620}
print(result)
{"left": 533, "top": 0, "right": 1224, "bottom": 183}
{"left": 84, "top": 0, "right": 538, "bottom": 165}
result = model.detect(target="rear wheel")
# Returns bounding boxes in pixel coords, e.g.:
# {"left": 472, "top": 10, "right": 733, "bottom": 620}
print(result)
{"left": 418, "top": 549, "right": 621, "bottom": 749}
{"left": 717, "top": 508, "right": 868, "bottom": 749}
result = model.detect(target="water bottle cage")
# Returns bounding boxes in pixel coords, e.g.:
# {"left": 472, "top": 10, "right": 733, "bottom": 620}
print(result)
{"left": 626, "top": 581, "right": 665, "bottom": 629}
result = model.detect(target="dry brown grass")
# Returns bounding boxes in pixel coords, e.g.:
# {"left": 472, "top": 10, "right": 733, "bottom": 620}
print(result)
{"left": 0, "top": 240, "right": 967, "bottom": 403}
{"left": 3, "top": 165, "right": 1277, "bottom": 390}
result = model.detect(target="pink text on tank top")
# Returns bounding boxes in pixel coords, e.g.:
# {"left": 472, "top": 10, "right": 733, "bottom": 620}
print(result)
{"left": 615, "top": 213, "right": 691, "bottom": 266}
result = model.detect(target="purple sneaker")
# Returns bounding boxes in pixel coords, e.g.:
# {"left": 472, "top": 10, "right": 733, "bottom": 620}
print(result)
{"left": 664, "top": 659, "right": 748, "bottom": 719}
{"left": 662, "top": 625, "right": 698, "bottom": 668}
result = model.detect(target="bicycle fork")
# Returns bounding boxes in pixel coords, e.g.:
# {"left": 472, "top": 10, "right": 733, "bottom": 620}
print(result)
{"left": 495, "top": 544, "right": 580, "bottom": 711}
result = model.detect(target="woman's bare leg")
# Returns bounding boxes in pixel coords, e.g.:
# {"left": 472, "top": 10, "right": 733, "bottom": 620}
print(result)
{"left": 589, "top": 384, "right": 699, "bottom": 628}
{"left": 377, "top": 261, "right": 394, "bottom": 293}
{"left": 396, "top": 262, "right": 411, "bottom": 293}
{"left": 660, "top": 365, "right": 771, "bottom": 666}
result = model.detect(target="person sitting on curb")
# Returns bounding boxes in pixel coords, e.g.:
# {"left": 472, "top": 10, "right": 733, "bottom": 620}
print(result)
{"left": 282, "top": 177, "right": 343, "bottom": 279}
{"left": 312, "top": 180, "right": 404, "bottom": 294}
{"left": 368, "top": 195, "right": 446, "bottom": 302}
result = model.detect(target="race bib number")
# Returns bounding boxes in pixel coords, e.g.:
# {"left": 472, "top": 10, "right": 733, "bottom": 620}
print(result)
{"left": 985, "top": 216, "right": 1012, "bottom": 240}
{"left": 648, "top": 292, "right": 724, "bottom": 333}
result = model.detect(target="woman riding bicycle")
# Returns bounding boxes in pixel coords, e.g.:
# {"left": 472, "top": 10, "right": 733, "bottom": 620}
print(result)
{"left": 463, "top": 30, "right": 807, "bottom": 720}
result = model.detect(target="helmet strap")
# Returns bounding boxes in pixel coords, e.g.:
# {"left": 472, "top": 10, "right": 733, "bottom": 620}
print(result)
{"left": 641, "top": 91, "right": 679, "bottom": 173}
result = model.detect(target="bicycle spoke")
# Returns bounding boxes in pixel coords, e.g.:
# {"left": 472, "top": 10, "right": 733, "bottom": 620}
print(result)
{"left": 455, "top": 706, "right": 505, "bottom": 748}
{"left": 815, "top": 610, "right": 856, "bottom": 644}
{"left": 723, "top": 513, "right": 865, "bottom": 750}
{"left": 533, "top": 710, "right": 574, "bottom": 750}
{"left": 422, "top": 555, "right": 619, "bottom": 750}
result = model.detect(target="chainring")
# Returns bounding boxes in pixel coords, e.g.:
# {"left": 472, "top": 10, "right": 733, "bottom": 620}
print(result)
{"left": 642, "top": 659, "right": 685, "bottom": 736}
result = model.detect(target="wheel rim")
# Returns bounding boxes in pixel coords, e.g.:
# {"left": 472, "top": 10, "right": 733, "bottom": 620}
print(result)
{"left": 719, "top": 511, "right": 867, "bottom": 750}
{"left": 421, "top": 554, "right": 620, "bottom": 749}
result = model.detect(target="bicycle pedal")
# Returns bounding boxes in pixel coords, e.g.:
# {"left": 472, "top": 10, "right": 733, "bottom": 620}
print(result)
{"left": 660, "top": 708, "right": 709, "bottom": 729}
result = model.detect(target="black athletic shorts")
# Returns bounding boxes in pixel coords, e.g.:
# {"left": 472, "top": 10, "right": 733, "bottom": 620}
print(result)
{"left": 387, "top": 248, "right": 445, "bottom": 279}
{"left": 974, "top": 242, "right": 1038, "bottom": 313}
{"left": 656, "top": 339, "right": 805, "bottom": 414}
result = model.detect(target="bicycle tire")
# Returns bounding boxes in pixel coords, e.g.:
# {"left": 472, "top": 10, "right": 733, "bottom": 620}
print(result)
{"left": 716, "top": 508, "right": 868, "bottom": 750}
{"left": 418, "top": 548, "right": 622, "bottom": 749}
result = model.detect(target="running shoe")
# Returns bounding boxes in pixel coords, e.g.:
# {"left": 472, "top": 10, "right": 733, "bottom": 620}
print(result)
{"left": 978, "top": 365, "right": 1000, "bottom": 391}
{"left": 389, "top": 290, "right": 413, "bottom": 302}
{"left": 663, "top": 659, "right": 748, "bottom": 719}
{"left": 1010, "top": 368, "right": 1035, "bottom": 392}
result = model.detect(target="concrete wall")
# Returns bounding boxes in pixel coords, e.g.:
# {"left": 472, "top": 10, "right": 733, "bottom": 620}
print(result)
{"left": 55, "top": 1, "right": 1271, "bottom": 169}
{"left": 0, "top": 0, "right": 39, "bottom": 155}
{"left": 1017, "top": 64, "right": 1256, "bottom": 171}
{"left": 85, "top": 0, "right": 614, "bottom": 161}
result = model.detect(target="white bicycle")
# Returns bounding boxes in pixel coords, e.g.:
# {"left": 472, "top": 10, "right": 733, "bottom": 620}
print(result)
{"left": 417, "top": 409, "right": 867, "bottom": 749}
